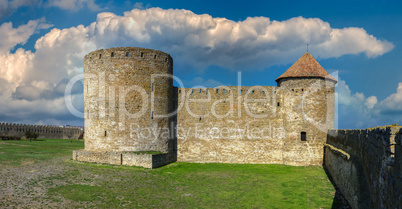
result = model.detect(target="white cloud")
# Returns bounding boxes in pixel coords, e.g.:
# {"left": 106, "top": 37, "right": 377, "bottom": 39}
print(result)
{"left": 336, "top": 79, "right": 377, "bottom": 108}
{"left": 0, "top": 8, "right": 396, "bottom": 125}
{"left": 82, "top": 8, "right": 393, "bottom": 71}
{"left": 46, "top": 0, "right": 102, "bottom": 11}
{"left": 0, "top": 19, "right": 51, "bottom": 53}
{"left": 379, "top": 83, "right": 402, "bottom": 114}
{"left": 365, "top": 96, "right": 378, "bottom": 109}
{"left": 337, "top": 79, "right": 402, "bottom": 128}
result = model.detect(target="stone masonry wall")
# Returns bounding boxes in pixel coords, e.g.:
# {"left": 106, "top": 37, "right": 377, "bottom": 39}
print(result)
{"left": 0, "top": 122, "right": 83, "bottom": 139}
{"left": 84, "top": 47, "right": 175, "bottom": 156}
{"left": 176, "top": 79, "right": 335, "bottom": 166}
{"left": 324, "top": 127, "right": 402, "bottom": 209}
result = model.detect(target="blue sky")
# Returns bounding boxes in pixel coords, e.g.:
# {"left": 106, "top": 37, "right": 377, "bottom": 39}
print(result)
{"left": 0, "top": 0, "right": 401, "bottom": 129}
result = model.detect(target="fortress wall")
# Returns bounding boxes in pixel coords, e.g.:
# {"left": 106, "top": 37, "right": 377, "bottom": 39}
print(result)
{"left": 0, "top": 122, "right": 83, "bottom": 139}
{"left": 324, "top": 127, "right": 402, "bottom": 209}
{"left": 176, "top": 84, "right": 333, "bottom": 166}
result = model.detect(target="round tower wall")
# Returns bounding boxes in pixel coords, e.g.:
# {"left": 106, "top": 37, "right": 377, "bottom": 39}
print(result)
{"left": 277, "top": 77, "right": 335, "bottom": 89}
{"left": 84, "top": 47, "right": 173, "bottom": 152}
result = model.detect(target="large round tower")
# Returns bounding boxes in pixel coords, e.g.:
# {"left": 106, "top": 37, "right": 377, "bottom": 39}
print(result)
{"left": 83, "top": 47, "right": 174, "bottom": 154}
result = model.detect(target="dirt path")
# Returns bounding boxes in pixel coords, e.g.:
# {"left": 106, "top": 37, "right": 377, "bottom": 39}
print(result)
{"left": 0, "top": 156, "right": 90, "bottom": 208}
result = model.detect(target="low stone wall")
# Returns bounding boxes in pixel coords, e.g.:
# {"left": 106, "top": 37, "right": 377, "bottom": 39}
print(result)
{"left": 73, "top": 150, "right": 174, "bottom": 169}
{"left": 178, "top": 137, "right": 325, "bottom": 166}
{"left": 0, "top": 122, "right": 83, "bottom": 140}
{"left": 324, "top": 126, "right": 402, "bottom": 209}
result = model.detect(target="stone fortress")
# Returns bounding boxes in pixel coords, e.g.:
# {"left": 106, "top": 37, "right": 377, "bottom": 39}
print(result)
{"left": 73, "top": 47, "right": 401, "bottom": 208}
{"left": 73, "top": 47, "right": 336, "bottom": 167}
{"left": 0, "top": 122, "right": 83, "bottom": 140}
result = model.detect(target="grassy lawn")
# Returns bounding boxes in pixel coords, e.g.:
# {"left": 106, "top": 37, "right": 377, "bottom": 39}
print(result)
{"left": 0, "top": 139, "right": 343, "bottom": 208}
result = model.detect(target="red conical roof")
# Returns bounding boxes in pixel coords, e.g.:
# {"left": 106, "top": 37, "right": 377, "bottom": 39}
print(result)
{"left": 275, "top": 52, "right": 337, "bottom": 83}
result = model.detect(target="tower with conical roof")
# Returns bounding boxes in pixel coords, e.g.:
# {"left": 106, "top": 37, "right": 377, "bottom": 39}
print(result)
{"left": 276, "top": 52, "right": 337, "bottom": 87}
{"left": 274, "top": 52, "right": 337, "bottom": 165}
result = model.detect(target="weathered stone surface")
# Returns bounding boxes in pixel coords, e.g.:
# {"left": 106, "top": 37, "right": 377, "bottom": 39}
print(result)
{"left": 75, "top": 47, "right": 176, "bottom": 169}
{"left": 83, "top": 47, "right": 175, "bottom": 153}
{"left": 73, "top": 150, "right": 173, "bottom": 168}
{"left": 324, "top": 127, "right": 402, "bottom": 209}
{"left": 176, "top": 79, "right": 335, "bottom": 166}
{"left": 75, "top": 47, "right": 336, "bottom": 168}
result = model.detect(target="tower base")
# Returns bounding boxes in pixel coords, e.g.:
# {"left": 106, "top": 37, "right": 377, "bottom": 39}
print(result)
{"left": 72, "top": 150, "right": 175, "bottom": 169}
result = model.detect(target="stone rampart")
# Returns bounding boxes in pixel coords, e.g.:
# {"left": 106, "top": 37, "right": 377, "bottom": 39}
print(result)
{"left": 176, "top": 84, "right": 334, "bottom": 166}
{"left": 0, "top": 122, "right": 83, "bottom": 140}
{"left": 324, "top": 126, "right": 402, "bottom": 209}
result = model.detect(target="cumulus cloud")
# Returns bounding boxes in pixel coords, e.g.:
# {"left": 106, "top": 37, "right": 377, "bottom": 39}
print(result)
{"left": 379, "top": 83, "right": 402, "bottom": 115}
{"left": 337, "top": 79, "right": 378, "bottom": 108}
{"left": 46, "top": 0, "right": 102, "bottom": 11}
{"left": 12, "top": 78, "right": 83, "bottom": 101}
{"left": 337, "top": 79, "right": 402, "bottom": 129}
{"left": 0, "top": 8, "right": 396, "bottom": 125}
{"left": 82, "top": 8, "right": 393, "bottom": 71}
{"left": 0, "top": 18, "right": 51, "bottom": 53}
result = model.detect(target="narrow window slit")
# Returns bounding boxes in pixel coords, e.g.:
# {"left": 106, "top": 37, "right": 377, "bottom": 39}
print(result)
{"left": 301, "top": 132, "right": 307, "bottom": 141}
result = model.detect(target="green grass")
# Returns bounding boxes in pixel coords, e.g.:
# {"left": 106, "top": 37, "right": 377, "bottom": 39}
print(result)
{"left": 0, "top": 139, "right": 339, "bottom": 208}
{"left": 0, "top": 138, "right": 83, "bottom": 166}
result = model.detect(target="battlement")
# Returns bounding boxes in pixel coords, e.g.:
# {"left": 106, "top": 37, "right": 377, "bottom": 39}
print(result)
{"left": 84, "top": 47, "right": 173, "bottom": 74}
{"left": 177, "top": 85, "right": 333, "bottom": 97}
{"left": 0, "top": 122, "right": 83, "bottom": 139}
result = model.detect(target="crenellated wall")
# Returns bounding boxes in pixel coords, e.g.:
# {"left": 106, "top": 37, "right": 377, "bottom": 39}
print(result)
{"left": 324, "top": 126, "right": 402, "bottom": 209}
{"left": 176, "top": 81, "right": 335, "bottom": 166}
{"left": 0, "top": 122, "right": 83, "bottom": 140}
